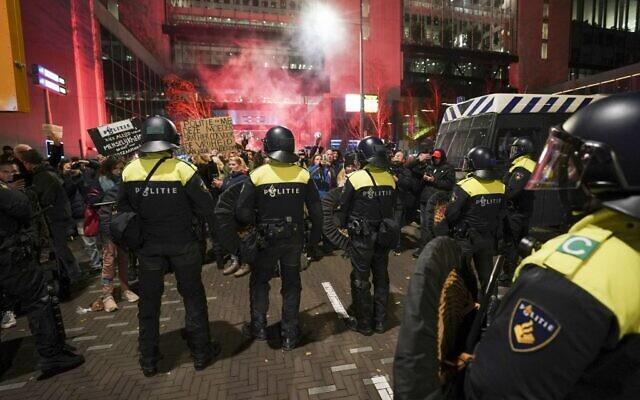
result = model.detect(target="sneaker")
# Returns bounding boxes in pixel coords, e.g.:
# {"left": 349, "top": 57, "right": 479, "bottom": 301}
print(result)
{"left": 223, "top": 259, "right": 240, "bottom": 275}
{"left": 103, "top": 295, "right": 118, "bottom": 312}
{"left": 234, "top": 264, "right": 250, "bottom": 277}
{"left": 393, "top": 249, "right": 402, "bottom": 256}
{"left": 122, "top": 290, "right": 139, "bottom": 303}
{"left": 1, "top": 311, "right": 17, "bottom": 329}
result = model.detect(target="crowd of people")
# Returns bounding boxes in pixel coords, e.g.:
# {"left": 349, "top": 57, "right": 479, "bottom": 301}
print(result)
{"left": 1, "top": 92, "right": 639, "bottom": 399}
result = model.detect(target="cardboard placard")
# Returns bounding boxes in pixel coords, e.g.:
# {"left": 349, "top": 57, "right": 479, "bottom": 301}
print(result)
{"left": 42, "top": 123, "right": 63, "bottom": 141}
{"left": 88, "top": 118, "right": 143, "bottom": 156}
{"left": 180, "top": 116, "right": 236, "bottom": 155}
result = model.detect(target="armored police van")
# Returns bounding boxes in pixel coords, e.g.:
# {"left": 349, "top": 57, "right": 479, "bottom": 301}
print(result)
{"left": 435, "top": 93, "right": 604, "bottom": 229}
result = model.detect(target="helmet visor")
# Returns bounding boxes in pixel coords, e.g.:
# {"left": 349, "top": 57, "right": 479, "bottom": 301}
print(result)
{"left": 509, "top": 144, "right": 520, "bottom": 160}
{"left": 526, "top": 128, "right": 587, "bottom": 190}
{"left": 461, "top": 156, "right": 472, "bottom": 172}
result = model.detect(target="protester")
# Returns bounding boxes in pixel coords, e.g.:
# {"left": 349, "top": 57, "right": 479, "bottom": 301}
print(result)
{"left": 308, "top": 154, "right": 332, "bottom": 198}
{"left": 389, "top": 151, "right": 417, "bottom": 255}
{"left": 0, "top": 145, "right": 14, "bottom": 163}
{"left": 213, "top": 156, "right": 250, "bottom": 277}
{"left": 88, "top": 157, "right": 138, "bottom": 312}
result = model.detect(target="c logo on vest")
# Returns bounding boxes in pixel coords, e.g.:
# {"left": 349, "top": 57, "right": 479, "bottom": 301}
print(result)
{"left": 557, "top": 236, "right": 600, "bottom": 260}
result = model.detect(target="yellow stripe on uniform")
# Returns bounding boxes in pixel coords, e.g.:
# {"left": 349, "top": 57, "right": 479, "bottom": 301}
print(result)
{"left": 250, "top": 163, "right": 310, "bottom": 186}
{"left": 458, "top": 177, "right": 505, "bottom": 196}
{"left": 347, "top": 168, "right": 396, "bottom": 190}
{"left": 122, "top": 155, "right": 196, "bottom": 186}
{"left": 517, "top": 209, "right": 640, "bottom": 337}
{"left": 509, "top": 155, "right": 537, "bottom": 173}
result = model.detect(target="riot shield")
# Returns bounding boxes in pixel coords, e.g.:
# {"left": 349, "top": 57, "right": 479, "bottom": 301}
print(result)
{"left": 393, "top": 237, "right": 476, "bottom": 400}
{"left": 321, "top": 187, "right": 349, "bottom": 251}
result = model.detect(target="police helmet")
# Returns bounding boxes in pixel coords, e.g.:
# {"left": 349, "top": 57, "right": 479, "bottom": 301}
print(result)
{"left": 263, "top": 126, "right": 298, "bottom": 164}
{"left": 509, "top": 137, "right": 534, "bottom": 160}
{"left": 356, "top": 136, "right": 389, "bottom": 169}
{"left": 526, "top": 92, "right": 640, "bottom": 219}
{"left": 139, "top": 116, "right": 180, "bottom": 153}
{"left": 463, "top": 146, "right": 496, "bottom": 179}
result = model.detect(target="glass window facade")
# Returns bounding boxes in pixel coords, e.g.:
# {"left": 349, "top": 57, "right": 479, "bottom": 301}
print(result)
{"left": 100, "top": 26, "right": 166, "bottom": 122}
{"left": 403, "top": 0, "right": 517, "bottom": 53}
{"left": 168, "top": 0, "right": 306, "bottom": 14}
{"left": 572, "top": 0, "right": 639, "bottom": 31}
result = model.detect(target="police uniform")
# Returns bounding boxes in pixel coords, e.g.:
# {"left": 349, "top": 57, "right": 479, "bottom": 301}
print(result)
{"left": 236, "top": 160, "right": 322, "bottom": 345}
{"left": 338, "top": 165, "right": 397, "bottom": 333}
{"left": 465, "top": 208, "right": 640, "bottom": 399}
{"left": 119, "top": 151, "right": 217, "bottom": 371}
{"left": 502, "top": 154, "right": 536, "bottom": 277}
{"left": 445, "top": 174, "right": 505, "bottom": 292}
{"left": 0, "top": 181, "right": 84, "bottom": 373}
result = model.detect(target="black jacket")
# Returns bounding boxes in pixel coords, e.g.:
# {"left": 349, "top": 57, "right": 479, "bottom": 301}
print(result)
{"left": 337, "top": 166, "right": 397, "bottom": 226}
{"left": 31, "top": 163, "right": 73, "bottom": 226}
{"left": 117, "top": 152, "right": 216, "bottom": 254}
{"left": 0, "top": 182, "right": 31, "bottom": 241}
{"left": 389, "top": 162, "right": 417, "bottom": 209}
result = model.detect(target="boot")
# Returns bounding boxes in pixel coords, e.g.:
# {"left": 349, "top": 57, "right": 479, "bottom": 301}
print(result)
{"left": 215, "top": 254, "right": 226, "bottom": 270}
{"left": 346, "top": 275, "right": 373, "bottom": 336}
{"left": 242, "top": 321, "right": 267, "bottom": 341}
{"left": 39, "top": 348, "right": 85, "bottom": 377}
{"left": 223, "top": 258, "right": 240, "bottom": 275}
{"left": 193, "top": 341, "right": 221, "bottom": 371}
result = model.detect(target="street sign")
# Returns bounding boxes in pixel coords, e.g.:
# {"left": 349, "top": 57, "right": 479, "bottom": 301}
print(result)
{"left": 32, "top": 64, "right": 67, "bottom": 95}
{"left": 345, "top": 94, "right": 379, "bottom": 113}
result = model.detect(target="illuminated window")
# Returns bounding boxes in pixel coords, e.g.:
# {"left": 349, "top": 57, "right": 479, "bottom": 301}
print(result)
{"left": 542, "top": 22, "right": 549, "bottom": 39}
{"left": 541, "top": 42, "right": 548, "bottom": 59}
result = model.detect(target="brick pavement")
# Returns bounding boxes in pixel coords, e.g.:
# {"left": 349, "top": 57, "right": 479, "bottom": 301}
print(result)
{"left": 0, "top": 227, "right": 422, "bottom": 400}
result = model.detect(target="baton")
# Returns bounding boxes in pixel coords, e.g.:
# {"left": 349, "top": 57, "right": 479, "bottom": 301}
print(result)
{"left": 92, "top": 201, "right": 117, "bottom": 207}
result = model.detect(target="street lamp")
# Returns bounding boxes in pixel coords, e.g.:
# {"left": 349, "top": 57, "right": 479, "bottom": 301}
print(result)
{"left": 302, "top": 1, "right": 366, "bottom": 138}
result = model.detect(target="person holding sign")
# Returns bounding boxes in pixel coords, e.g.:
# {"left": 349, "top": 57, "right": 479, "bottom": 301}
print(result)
{"left": 116, "top": 116, "right": 219, "bottom": 377}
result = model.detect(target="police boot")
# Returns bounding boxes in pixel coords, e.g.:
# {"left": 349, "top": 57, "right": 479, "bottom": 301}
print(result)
{"left": 139, "top": 349, "right": 163, "bottom": 377}
{"left": 243, "top": 314, "right": 267, "bottom": 341}
{"left": 346, "top": 277, "right": 373, "bottom": 336}
{"left": 38, "top": 348, "right": 85, "bottom": 378}
{"left": 193, "top": 341, "right": 221, "bottom": 371}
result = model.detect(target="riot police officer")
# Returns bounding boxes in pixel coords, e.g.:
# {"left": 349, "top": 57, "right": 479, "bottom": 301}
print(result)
{"left": 117, "top": 116, "right": 218, "bottom": 376}
{"left": 338, "top": 136, "right": 397, "bottom": 335}
{"left": 463, "top": 92, "right": 640, "bottom": 400}
{"left": 0, "top": 177, "right": 84, "bottom": 377}
{"left": 501, "top": 137, "right": 536, "bottom": 283}
{"left": 444, "top": 146, "right": 505, "bottom": 294}
{"left": 236, "top": 126, "right": 322, "bottom": 351}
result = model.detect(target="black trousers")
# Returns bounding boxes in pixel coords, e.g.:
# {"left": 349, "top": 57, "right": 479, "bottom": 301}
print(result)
{"left": 0, "top": 250, "right": 63, "bottom": 359}
{"left": 503, "top": 212, "right": 530, "bottom": 277}
{"left": 249, "top": 241, "right": 302, "bottom": 338}
{"left": 348, "top": 231, "right": 390, "bottom": 324}
{"left": 49, "top": 221, "right": 81, "bottom": 282}
{"left": 136, "top": 241, "right": 210, "bottom": 363}
{"left": 458, "top": 235, "right": 495, "bottom": 298}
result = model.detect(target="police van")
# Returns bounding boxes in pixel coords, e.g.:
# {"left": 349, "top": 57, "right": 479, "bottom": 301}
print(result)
{"left": 435, "top": 93, "right": 604, "bottom": 228}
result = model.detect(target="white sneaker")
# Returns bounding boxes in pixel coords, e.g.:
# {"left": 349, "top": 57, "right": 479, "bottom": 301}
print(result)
{"left": 103, "top": 295, "right": 119, "bottom": 312}
{"left": 1, "top": 311, "right": 17, "bottom": 329}
{"left": 122, "top": 290, "right": 139, "bottom": 303}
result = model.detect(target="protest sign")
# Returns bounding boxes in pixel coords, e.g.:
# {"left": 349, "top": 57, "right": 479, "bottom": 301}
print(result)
{"left": 88, "top": 118, "right": 143, "bottom": 156}
{"left": 42, "top": 123, "right": 63, "bottom": 141}
{"left": 180, "top": 116, "right": 236, "bottom": 155}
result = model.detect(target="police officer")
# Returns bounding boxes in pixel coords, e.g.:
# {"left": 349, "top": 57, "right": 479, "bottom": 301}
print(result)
{"left": 236, "top": 126, "right": 322, "bottom": 351}
{"left": 463, "top": 93, "right": 640, "bottom": 400}
{"left": 117, "top": 116, "right": 218, "bottom": 376}
{"left": 338, "top": 136, "right": 397, "bottom": 335}
{"left": 444, "top": 146, "right": 505, "bottom": 294}
{"left": 0, "top": 176, "right": 84, "bottom": 376}
{"left": 501, "top": 137, "right": 536, "bottom": 283}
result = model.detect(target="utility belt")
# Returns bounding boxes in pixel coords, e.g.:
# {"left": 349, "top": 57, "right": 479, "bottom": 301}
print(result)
{"left": 347, "top": 218, "right": 381, "bottom": 237}
{"left": 258, "top": 217, "right": 300, "bottom": 242}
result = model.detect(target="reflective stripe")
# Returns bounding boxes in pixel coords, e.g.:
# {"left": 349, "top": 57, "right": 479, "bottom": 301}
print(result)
{"left": 521, "top": 97, "right": 542, "bottom": 113}
{"left": 556, "top": 97, "right": 576, "bottom": 113}
{"left": 122, "top": 156, "right": 196, "bottom": 186}
{"left": 501, "top": 96, "right": 523, "bottom": 113}
{"left": 509, "top": 156, "right": 536, "bottom": 173}
{"left": 250, "top": 163, "right": 310, "bottom": 186}
{"left": 347, "top": 168, "right": 396, "bottom": 190}
{"left": 458, "top": 177, "right": 505, "bottom": 196}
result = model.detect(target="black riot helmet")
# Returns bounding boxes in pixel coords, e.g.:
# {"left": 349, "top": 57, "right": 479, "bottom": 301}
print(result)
{"left": 462, "top": 146, "right": 497, "bottom": 179}
{"left": 139, "top": 116, "right": 180, "bottom": 153}
{"left": 263, "top": 126, "right": 298, "bottom": 164}
{"left": 510, "top": 137, "right": 534, "bottom": 160}
{"left": 526, "top": 92, "right": 640, "bottom": 219}
{"left": 356, "top": 136, "right": 389, "bottom": 169}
